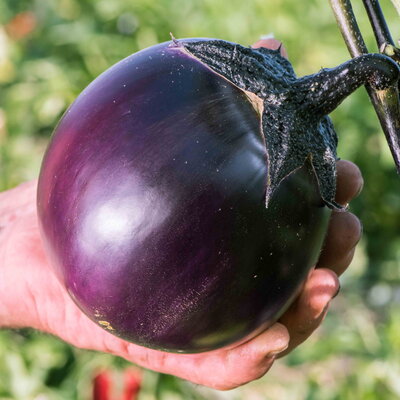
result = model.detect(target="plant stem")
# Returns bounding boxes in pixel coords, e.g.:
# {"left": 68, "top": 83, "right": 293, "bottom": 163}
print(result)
{"left": 329, "top": 0, "right": 400, "bottom": 172}
{"left": 362, "top": 0, "right": 400, "bottom": 63}
{"left": 329, "top": 0, "right": 368, "bottom": 57}
{"left": 363, "top": 0, "right": 394, "bottom": 48}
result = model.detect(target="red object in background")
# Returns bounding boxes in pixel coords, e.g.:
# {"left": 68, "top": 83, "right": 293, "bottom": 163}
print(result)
{"left": 5, "top": 12, "right": 37, "bottom": 40}
{"left": 93, "top": 371, "right": 112, "bottom": 400}
{"left": 93, "top": 369, "right": 142, "bottom": 400}
{"left": 122, "top": 369, "right": 142, "bottom": 400}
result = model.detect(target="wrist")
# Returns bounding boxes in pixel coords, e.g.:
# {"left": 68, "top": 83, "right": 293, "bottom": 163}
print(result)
{"left": 0, "top": 226, "right": 40, "bottom": 330}
{"left": 0, "top": 181, "right": 44, "bottom": 330}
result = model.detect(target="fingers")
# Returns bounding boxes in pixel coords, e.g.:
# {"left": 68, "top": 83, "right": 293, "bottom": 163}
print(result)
{"left": 120, "top": 324, "right": 289, "bottom": 391}
{"left": 252, "top": 38, "right": 289, "bottom": 59}
{"left": 278, "top": 160, "right": 362, "bottom": 354}
{"left": 317, "top": 211, "right": 361, "bottom": 275}
{"left": 278, "top": 268, "right": 339, "bottom": 356}
{"left": 335, "top": 160, "right": 364, "bottom": 206}
{"left": 317, "top": 160, "right": 363, "bottom": 275}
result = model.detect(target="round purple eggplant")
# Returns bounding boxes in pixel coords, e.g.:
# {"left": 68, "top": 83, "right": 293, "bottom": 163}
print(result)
{"left": 37, "top": 39, "right": 399, "bottom": 352}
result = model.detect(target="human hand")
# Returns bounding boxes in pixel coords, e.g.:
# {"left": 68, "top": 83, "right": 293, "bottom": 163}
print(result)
{"left": 0, "top": 40, "right": 363, "bottom": 390}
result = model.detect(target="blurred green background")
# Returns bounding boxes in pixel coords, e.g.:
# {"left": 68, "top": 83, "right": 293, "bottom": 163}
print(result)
{"left": 1, "top": 0, "right": 400, "bottom": 399}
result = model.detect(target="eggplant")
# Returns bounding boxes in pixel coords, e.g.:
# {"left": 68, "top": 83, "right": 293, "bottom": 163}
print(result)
{"left": 37, "top": 39, "right": 399, "bottom": 353}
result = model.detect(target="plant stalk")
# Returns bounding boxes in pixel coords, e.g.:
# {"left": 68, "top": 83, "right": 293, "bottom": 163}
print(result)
{"left": 329, "top": 0, "right": 400, "bottom": 172}
{"left": 362, "top": 0, "right": 400, "bottom": 64}
{"left": 363, "top": 0, "right": 394, "bottom": 48}
{"left": 329, "top": 0, "right": 368, "bottom": 57}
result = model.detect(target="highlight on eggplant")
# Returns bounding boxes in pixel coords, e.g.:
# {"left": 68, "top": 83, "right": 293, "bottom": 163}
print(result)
{"left": 37, "top": 38, "right": 399, "bottom": 353}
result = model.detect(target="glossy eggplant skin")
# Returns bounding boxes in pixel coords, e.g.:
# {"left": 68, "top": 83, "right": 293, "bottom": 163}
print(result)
{"left": 37, "top": 41, "right": 330, "bottom": 353}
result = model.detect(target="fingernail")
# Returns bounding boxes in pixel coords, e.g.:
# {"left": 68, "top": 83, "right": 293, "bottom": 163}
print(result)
{"left": 265, "top": 348, "right": 286, "bottom": 359}
{"left": 260, "top": 323, "right": 289, "bottom": 358}
{"left": 264, "top": 341, "right": 289, "bottom": 359}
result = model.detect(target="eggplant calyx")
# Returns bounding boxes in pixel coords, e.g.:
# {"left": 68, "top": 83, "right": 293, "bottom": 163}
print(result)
{"left": 181, "top": 39, "right": 399, "bottom": 208}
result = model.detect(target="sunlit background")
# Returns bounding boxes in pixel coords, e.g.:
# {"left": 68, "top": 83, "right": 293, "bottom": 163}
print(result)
{"left": 1, "top": 0, "right": 400, "bottom": 399}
